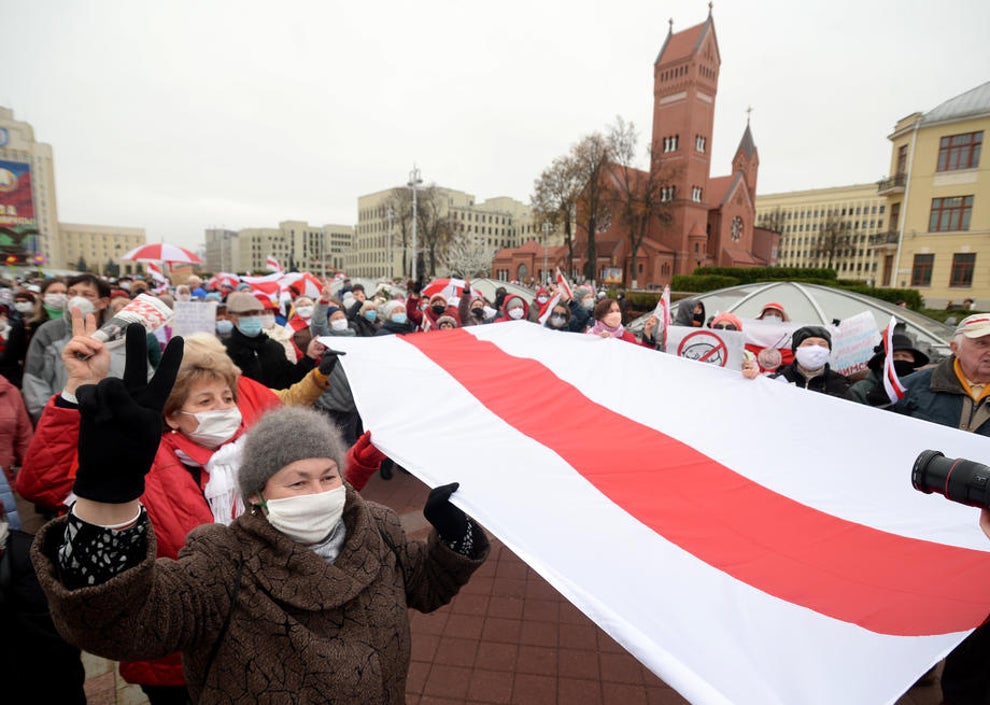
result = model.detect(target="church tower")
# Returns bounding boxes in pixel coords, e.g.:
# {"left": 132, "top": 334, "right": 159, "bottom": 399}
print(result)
{"left": 651, "top": 7, "right": 721, "bottom": 274}
{"left": 732, "top": 118, "right": 760, "bottom": 203}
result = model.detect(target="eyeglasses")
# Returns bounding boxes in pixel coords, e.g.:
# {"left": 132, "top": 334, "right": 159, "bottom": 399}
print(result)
{"left": 712, "top": 324, "right": 738, "bottom": 331}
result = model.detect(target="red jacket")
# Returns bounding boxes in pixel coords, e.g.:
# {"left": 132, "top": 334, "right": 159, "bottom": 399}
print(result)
{"left": 17, "top": 374, "right": 383, "bottom": 687}
{"left": 0, "top": 375, "right": 32, "bottom": 484}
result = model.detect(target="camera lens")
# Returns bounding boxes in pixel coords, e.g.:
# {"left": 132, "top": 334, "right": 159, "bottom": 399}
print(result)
{"left": 912, "top": 450, "right": 990, "bottom": 509}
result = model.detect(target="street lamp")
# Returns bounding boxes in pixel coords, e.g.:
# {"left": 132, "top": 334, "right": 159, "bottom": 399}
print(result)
{"left": 407, "top": 166, "right": 423, "bottom": 281}
{"left": 386, "top": 206, "right": 395, "bottom": 281}
{"left": 541, "top": 221, "right": 552, "bottom": 284}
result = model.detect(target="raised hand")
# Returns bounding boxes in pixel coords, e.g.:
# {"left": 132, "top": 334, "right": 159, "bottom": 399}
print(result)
{"left": 73, "top": 324, "right": 184, "bottom": 504}
{"left": 62, "top": 305, "right": 111, "bottom": 396}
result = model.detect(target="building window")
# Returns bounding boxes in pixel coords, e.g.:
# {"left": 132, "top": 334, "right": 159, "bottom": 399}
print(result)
{"left": 691, "top": 186, "right": 703, "bottom": 202}
{"left": 663, "top": 135, "right": 679, "bottom": 152}
{"left": 950, "top": 253, "right": 976, "bottom": 288}
{"left": 695, "top": 135, "right": 706, "bottom": 152}
{"left": 911, "top": 254, "right": 933, "bottom": 287}
{"left": 660, "top": 186, "right": 676, "bottom": 202}
{"left": 937, "top": 132, "right": 982, "bottom": 171}
{"left": 929, "top": 196, "right": 974, "bottom": 232}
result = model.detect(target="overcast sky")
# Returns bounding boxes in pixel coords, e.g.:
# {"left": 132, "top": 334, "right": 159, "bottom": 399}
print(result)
{"left": 3, "top": 0, "right": 989, "bottom": 252}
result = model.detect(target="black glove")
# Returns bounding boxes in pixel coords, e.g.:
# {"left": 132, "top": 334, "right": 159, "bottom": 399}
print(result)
{"left": 319, "top": 348, "right": 346, "bottom": 376}
{"left": 410, "top": 277, "right": 423, "bottom": 295}
{"left": 73, "top": 324, "right": 184, "bottom": 504}
{"left": 423, "top": 482, "right": 468, "bottom": 543}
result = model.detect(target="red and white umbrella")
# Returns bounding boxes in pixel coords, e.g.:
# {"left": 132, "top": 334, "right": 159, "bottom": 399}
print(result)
{"left": 121, "top": 242, "right": 203, "bottom": 264}
{"left": 422, "top": 277, "right": 467, "bottom": 301}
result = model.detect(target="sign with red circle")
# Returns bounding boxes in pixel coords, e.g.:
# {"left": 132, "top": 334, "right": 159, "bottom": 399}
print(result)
{"left": 677, "top": 330, "right": 730, "bottom": 367}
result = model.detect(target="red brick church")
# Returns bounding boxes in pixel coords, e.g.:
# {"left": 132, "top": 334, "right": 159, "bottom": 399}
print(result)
{"left": 495, "top": 9, "right": 778, "bottom": 288}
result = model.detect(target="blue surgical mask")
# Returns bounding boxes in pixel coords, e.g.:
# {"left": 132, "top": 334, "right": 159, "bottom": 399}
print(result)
{"left": 216, "top": 319, "right": 234, "bottom": 335}
{"left": 364, "top": 310, "right": 377, "bottom": 322}
{"left": 392, "top": 312, "right": 407, "bottom": 325}
{"left": 236, "top": 316, "right": 263, "bottom": 337}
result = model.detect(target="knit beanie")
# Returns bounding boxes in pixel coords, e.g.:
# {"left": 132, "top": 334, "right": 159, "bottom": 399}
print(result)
{"left": 791, "top": 325, "right": 832, "bottom": 352}
{"left": 238, "top": 407, "right": 349, "bottom": 500}
{"left": 437, "top": 314, "right": 457, "bottom": 328}
{"left": 383, "top": 300, "right": 405, "bottom": 318}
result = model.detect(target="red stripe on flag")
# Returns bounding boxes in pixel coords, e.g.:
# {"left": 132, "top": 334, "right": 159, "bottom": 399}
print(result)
{"left": 403, "top": 329, "right": 990, "bottom": 636}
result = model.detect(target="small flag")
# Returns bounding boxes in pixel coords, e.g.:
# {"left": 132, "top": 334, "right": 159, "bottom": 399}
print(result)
{"left": 555, "top": 268, "right": 573, "bottom": 301}
{"left": 265, "top": 256, "right": 283, "bottom": 273}
{"left": 146, "top": 262, "right": 168, "bottom": 285}
{"left": 650, "top": 285, "right": 672, "bottom": 349}
{"left": 882, "top": 316, "right": 908, "bottom": 404}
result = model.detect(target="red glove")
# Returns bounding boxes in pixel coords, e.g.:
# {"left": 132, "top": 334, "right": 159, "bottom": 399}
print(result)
{"left": 345, "top": 431, "right": 387, "bottom": 491}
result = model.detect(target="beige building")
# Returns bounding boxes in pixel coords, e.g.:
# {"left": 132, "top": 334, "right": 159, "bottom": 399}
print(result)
{"left": 755, "top": 184, "right": 888, "bottom": 284}
{"left": 0, "top": 107, "right": 60, "bottom": 267}
{"left": 58, "top": 222, "right": 146, "bottom": 276}
{"left": 349, "top": 184, "right": 543, "bottom": 279}
{"left": 206, "top": 221, "right": 353, "bottom": 275}
{"left": 878, "top": 81, "right": 989, "bottom": 308}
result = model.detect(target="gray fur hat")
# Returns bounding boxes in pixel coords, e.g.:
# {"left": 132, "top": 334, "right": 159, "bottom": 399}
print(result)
{"left": 238, "top": 406, "right": 349, "bottom": 500}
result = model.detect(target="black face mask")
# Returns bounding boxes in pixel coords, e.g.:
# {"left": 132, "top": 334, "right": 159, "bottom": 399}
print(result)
{"left": 692, "top": 312, "right": 704, "bottom": 326}
{"left": 431, "top": 304, "right": 446, "bottom": 316}
{"left": 893, "top": 360, "right": 917, "bottom": 378}
{"left": 471, "top": 307, "right": 485, "bottom": 319}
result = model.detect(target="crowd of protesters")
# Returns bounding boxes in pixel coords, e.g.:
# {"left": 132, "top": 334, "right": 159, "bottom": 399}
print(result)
{"left": 0, "top": 267, "right": 989, "bottom": 703}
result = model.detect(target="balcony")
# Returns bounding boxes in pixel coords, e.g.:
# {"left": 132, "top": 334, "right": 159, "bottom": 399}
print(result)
{"left": 869, "top": 230, "right": 900, "bottom": 248}
{"left": 877, "top": 173, "right": 907, "bottom": 195}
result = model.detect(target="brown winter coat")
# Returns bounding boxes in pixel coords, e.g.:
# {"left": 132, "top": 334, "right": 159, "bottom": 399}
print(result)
{"left": 32, "top": 488, "right": 488, "bottom": 704}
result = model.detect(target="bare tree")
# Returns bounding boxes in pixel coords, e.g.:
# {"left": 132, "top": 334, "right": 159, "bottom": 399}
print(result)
{"left": 814, "top": 213, "right": 853, "bottom": 270}
{"left": 604, "top": 117, "right": 675, "bottom": 288}
{"left": 571, "top": 133, "right": 611, "bottom": 283}
{"left": 531, "top": 155, "right": 583, "bottom": 276}
{"left": 415, "top": 186, "right": 457, "bottom": 278}
{"left": 444, "top": 234, "right": 498, "bottom": 278}
{"left": 382, "top": 188, "right": 414, "bottom": 278}
{"left": 759, "top": 206, "right": 787, "bottom": 234}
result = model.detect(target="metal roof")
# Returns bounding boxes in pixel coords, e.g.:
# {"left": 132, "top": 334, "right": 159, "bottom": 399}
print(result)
{"left": 921, "top": 81, "right": 990, "bottom": 125}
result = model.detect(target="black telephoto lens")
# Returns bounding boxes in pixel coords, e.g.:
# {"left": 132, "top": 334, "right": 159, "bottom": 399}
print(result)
{"left": 912, "top": 450, "right": 990, "bottom": 509}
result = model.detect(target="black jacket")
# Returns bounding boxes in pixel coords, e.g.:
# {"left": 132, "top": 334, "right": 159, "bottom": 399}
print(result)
{"left": 771, "top": 362, "right": 852, "bottom": 398}
{"left": 223, "top": 328, "right": 313, "bottom": 389}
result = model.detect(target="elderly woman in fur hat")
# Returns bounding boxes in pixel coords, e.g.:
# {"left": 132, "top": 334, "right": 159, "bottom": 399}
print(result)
{"left": 30, "top": 322, "right": 488, "bottom": 705}
{"left": 19, "top": 312, "right": 387, "bottom": 705}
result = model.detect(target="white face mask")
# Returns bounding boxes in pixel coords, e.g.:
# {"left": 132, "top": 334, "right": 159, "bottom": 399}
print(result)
{"left": 67, "top": 295, "right": 96, "bottom": 318}
{"left": 482, "top": 306, "right": 497, "bottom": 320}
{"left": 180, "top": 407, "right": 243, "bottom": 449}
{"left": 14, "top": 301, "right": 34, "bottom": 314}
{"left": 44, "top": 292, "right": 67, "bottom": 309}
{"left": 581, "top": 298, "right": 595, "bottom": 311}
{"left": 263, "top": 485, "right": 346, "bottom": 545}
{"left": 795, "top": 345, "right": 831, "bottom": 371}
{"left": 762, "top": 313, "right": 783, "bottom": 322}
{"left": 260, "top": 314, "right": 276, "bottom": 330}
{"left": 508, "top": 307, "right": 524, "bottom": 320}
{"left": 296, "top": 305, "right": 314, "bottom": 320}
{"left": 330, "top": 318, "right": 348, "bottom": 331}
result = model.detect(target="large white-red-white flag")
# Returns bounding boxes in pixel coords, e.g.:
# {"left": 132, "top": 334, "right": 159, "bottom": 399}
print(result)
{"left": 145, "top": 261, "right": 168, "bottom": 285}
{"left": 326, "top": 323, "right": 990, "bottom": 705}
{"left": 265, "top": 255, "right": 283, "bottom": 273}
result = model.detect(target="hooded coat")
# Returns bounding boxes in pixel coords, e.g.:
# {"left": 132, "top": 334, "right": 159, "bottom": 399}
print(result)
{"left": 32, "top": 488, "right": 488, "bottom": 705}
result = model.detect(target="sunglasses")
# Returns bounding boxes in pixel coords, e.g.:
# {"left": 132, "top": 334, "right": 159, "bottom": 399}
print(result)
{"left": 712, "top": 323, "right": 738, "bottom": 331}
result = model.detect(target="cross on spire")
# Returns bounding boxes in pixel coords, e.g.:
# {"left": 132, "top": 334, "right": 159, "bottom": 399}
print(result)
{"left": 746, "top": 105, "right": 753, "bottom": 124}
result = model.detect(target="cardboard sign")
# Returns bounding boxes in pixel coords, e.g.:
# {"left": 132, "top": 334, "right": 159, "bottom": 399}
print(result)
{"left": 830, "top": 311, "right": 880, "bottom": 377}
{"left": 170, "top": 301, "right": 218, "bottom": 338}
{"left": 666, "top": 325, "right": 746, "bottom": 369}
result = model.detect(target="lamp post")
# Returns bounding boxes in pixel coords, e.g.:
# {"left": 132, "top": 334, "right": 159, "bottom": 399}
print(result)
{"left": 407, "top": 166, "right": 423, "bottom": 281}
{"left": 386, "top": 206, "right": 395, "bottom": 281}
{"left": 541, "top": 221, "right": 551, "bottom": 284}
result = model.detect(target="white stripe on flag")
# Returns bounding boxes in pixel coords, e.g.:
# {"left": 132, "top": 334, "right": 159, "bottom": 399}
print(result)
{"left": 325, "top": 323, "right": 990, "bottom": 705}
